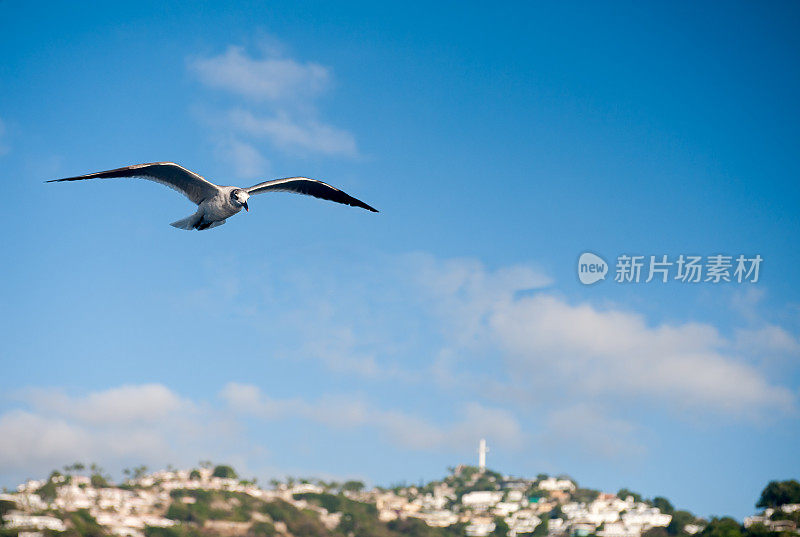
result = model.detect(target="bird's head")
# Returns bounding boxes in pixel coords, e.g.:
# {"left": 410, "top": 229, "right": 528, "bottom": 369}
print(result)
{"left": 231, "top": 189, "right": 250, "bottom": 212}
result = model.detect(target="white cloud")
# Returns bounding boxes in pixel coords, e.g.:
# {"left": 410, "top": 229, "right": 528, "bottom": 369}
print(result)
{"left": 407, "top": 253, "right": 553, "bottom": 348}
{"left": 23, "top": 384, "right": 192, "bottom": 425}
{"left": 735, "top": 325, "right": 800, "bottom": 355}
{"left": 0, "top": 411, "right": 88, "bottom": 469}
{"left": 213, "top": 137, "right": 270, "bottom": 180}
{"left": 299, "top": 326, "right": 383, "bottom": 378}
{"left": 540, "top": 404, "right": 644, "bottom": 459}
{"left": 410, "top": 255, "right": 796, "bottom": 419}
{"left": 489, "top": 294, "right": 794, "bottom": 416}
{"left": 220, "top": 382, "right": 524, "bottom": 451}
{"left": 730, "top": 287, "right": 767, "bottom": 321}
{"left": 0, "top": 408, "right": 171, "bottom": 477}
{"left": 8, "top": 254, "right": 794, "bottom": 484}
{"left": 216, "top": 252, "right": 797, "bottom": 424}
{"left": 189, "top": 46, "right": 328, "bottom": 102}
{"left": 228, "top": 109, "right": 358, "bottom": 157}
{"left": 1, "top": 378, "right": 523, "bottom": 486}
{"left": 0, "top": 384, "right": 236, "bottom": 482}
{"left": 190, "top": 42, "right": 358, "bottom": 159}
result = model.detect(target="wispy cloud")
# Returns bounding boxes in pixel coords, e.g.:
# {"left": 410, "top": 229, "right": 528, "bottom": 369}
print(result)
{"left": 227, "top": 109, "right": 358, "bottom": 157}
{"left": 410, "top": 254, "right": 796, "bottom": 419}
{"left": 213, "top": 137, "right": 270, "bottom": 180}
{"left": 735, "top": 324, "right": 800, "bottom": 354}
{"left": 189, "top": 41, "right": 359, "bottom": 172}
{"left": 204, "top": 251, "right": 797, "bottom": 424}
{"left": 0, "top": 385, "right": 238, "bottom": 481}
{"left": 220, "top": 382, "right": 525, "bottom": 452}
{"left": 190, "top": 45, "right": 329, "bottom": 103}
{"left": 0, "top": 380, "right": 524, "bottom": 483}
{"left": 5, "top": 254, "right": 797, "bottom": 484}
{"left": 540, "top": 404, "right": 645, "bottom": 460}
{"left": 23, "top": 384, "right": 192, "bottom": 425}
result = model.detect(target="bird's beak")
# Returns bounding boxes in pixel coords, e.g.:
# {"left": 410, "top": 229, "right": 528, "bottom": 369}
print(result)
{"left": 243, "top": 201, "right": 249, "bottom": 212}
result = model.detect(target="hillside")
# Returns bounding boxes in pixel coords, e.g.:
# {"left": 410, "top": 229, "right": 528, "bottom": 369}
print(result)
{"left": 1, "top": 465, "right": 797, "bottom": 537}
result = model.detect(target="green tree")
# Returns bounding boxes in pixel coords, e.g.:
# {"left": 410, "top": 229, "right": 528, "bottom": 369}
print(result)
{"left": 532, "top": 518, "right": 549, "bottom": 537}
{"left": 65, "top": 509, "right": 107, "bottom": 537}
{"left": 212, "top": 465, "right": 238, "bottom": 479}
{"left": 700, "top": 517, "right": 743, "bottom": 537}
{"left": 652, "top": 497, "right": 675, "bottom": 515}
{"left": 618, "top": 488, "right": 643, "bottom": 503}
{"left": 492, "top": 516, "right": 509, "bottom": 536}
{"left": 342, "top": 480, "right": 365, "bottom": 492}
{"left": 189, "top": 470, "right": 201, "bottom": 480}
{"left": 64, "top": 462, "right": 86, "bottom": 474}
{"left": 258, "top": 500, "right": 327, "bottom": 537}
{"left": 165, "top": 502, "right": 193, "bottom": 522}
{"left": 667, "top": 510, "right": 697, "bottom": 536}
{"left": 742, "top": 523, "right": 771, "bottom": 537}
{"left": 89, "top": 464, "right": 110, "bottom": 488}
{"left": 248, "top": 521, "right": 276, "bottom": 537}
{"left": 144, "top": 526, "right": 194, "bottom": 537}
{"left": 756, "top": 480, "right": 800, "bottom": 508}
{"left": 91, "top": 474, "right": 110, "bottom": 488}
{"left": 133, "top": 466, "right": 149, "bottom": 480}
{"left": 572, "top": 488, "right": 600, "bottom": 503}
{"left": 37, "top": 480, "right": 57, "bottom": 502}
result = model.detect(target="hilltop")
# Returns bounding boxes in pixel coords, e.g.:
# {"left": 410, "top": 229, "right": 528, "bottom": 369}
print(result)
{"left": 1, "top": 465, "right": 798, "bottom": 537}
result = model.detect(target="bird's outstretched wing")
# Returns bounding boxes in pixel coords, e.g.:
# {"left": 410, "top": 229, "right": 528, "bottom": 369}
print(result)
{"left": 245, "top": 177, "right": 378, "bottom": 212}
{"left": 47, "top": 162, "right": 221, "bottom": 205}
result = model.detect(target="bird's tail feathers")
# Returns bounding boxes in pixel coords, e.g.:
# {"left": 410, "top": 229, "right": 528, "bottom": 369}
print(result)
{"left": 204, "top": 219, "right": 226, "bottom": 230}
{"left": 170, "top": 212, "right": 203, "bottom": 230}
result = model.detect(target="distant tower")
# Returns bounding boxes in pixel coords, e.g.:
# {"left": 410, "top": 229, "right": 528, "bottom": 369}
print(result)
{"left": 478, "top": 438, "right": 489, "bottom": 471}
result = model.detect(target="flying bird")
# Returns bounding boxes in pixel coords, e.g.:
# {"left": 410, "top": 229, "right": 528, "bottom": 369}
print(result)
{"left": 47, "top": 162, "right": 378, "bottom": 230}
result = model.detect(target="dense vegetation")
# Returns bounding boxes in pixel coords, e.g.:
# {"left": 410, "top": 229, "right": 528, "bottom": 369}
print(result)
{"left": 210, "top": 466, "right": 238, "bottom": 480}
{"left": 63, "top": 510, "right": 108, "bottom": 537}
{"left": 757, "top": 481, "right": 800, "bottom": 509}
{"left": 294, "top": 493, "right": 465, "bottom": 537}
{"left": 167, "top": 489, "right": 262, "bottom": 523}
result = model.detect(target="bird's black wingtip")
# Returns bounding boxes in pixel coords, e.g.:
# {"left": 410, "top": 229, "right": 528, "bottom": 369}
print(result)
{"left": 351, "top": 199, "right": 379, "bottom": 212}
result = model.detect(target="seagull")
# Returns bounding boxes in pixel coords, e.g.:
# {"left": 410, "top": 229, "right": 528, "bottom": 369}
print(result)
{"left": 47, "top": 162, "right": 378, "bottom": 230}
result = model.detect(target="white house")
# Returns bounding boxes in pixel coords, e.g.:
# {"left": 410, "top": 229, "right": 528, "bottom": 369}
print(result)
{"left": 290, "top": 483, "right": 323, "bottom": 495}
{"left": 418, "top": 510, "right": 459, "bottom": 527}
{"left": 4, "top": 514, "right": 67, "bottom": 532}
{"left": 539, "top": 478, "right": 576, "bottom": 492}
{"left": 508, "top": 490, "right": 525, "bottom": 502}
{"left": 506, "top": 510, "right": 542, "bottom": 536}
{"left": 622, "top": 506, "right": 671, "bottom": 528}
{"left": 466, "top": 520, "right": 497, "bottom": 537}
{"left": 597, "top": 522, "right": 641, "bottom": 537}
{"left": 462, "top": 491, "right": 504, "bottom": 510}
{"left": 494, "top": 502, "right": 522, "bottom": 516}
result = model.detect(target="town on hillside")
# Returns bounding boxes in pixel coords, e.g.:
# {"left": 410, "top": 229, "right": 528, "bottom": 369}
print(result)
{"left": 1, "top": 444, "right": 798, "bottom": 537}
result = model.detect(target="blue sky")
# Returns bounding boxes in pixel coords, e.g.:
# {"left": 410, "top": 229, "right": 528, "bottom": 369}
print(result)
{"left": 1, "top": 0, "right": 799, "bottom": 520}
